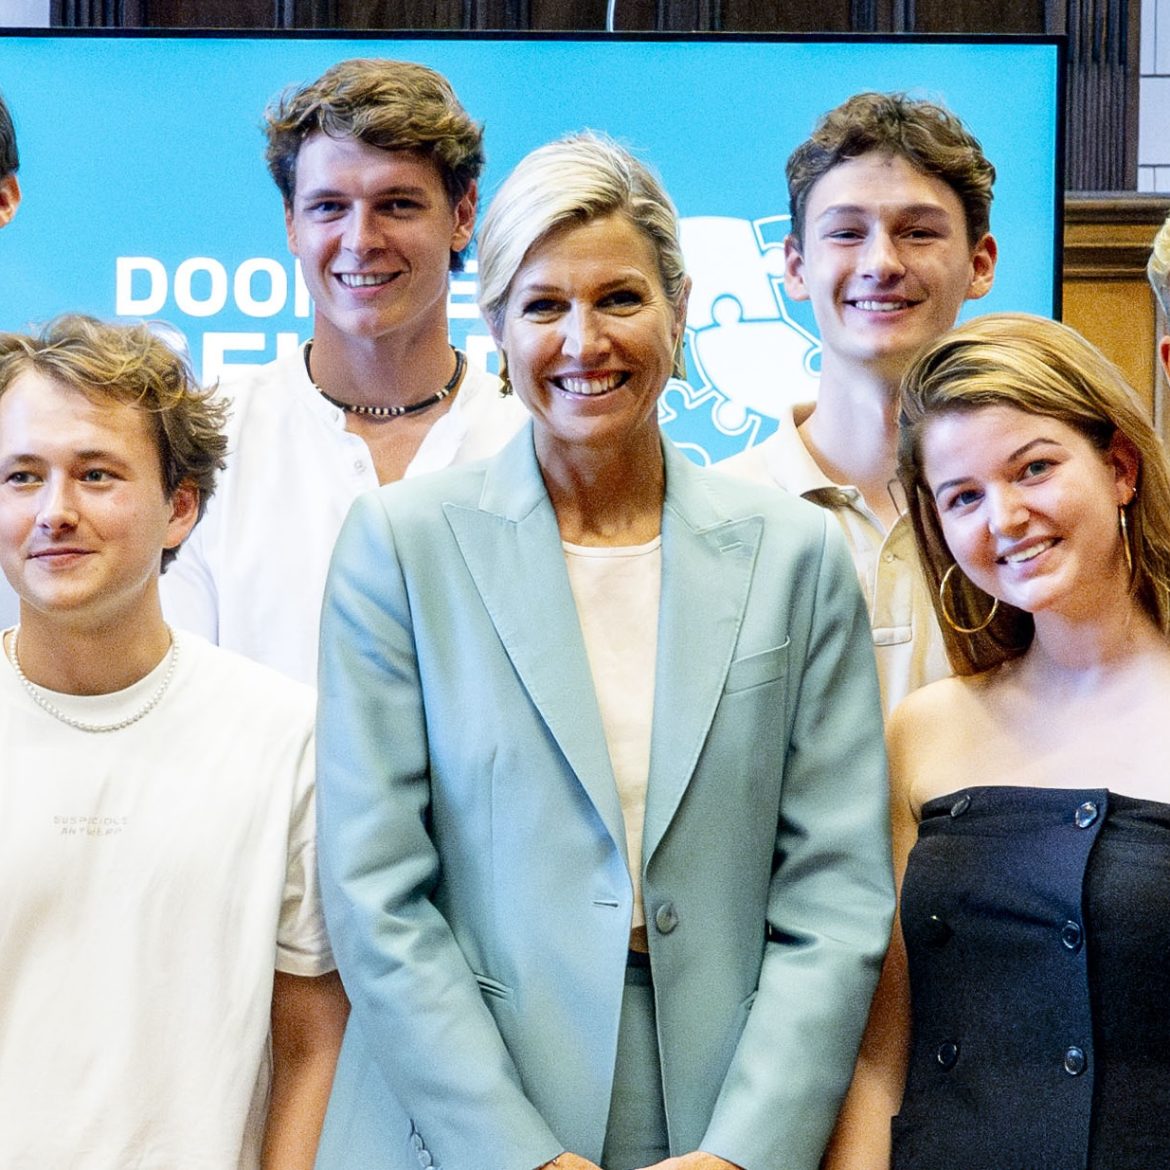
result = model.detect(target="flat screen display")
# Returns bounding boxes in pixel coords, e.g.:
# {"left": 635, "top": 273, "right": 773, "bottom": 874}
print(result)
{"left": 0, "top": 31, "right": 1062, "bottom": 463}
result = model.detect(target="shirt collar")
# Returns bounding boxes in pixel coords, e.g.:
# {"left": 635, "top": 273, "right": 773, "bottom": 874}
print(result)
{"left": 761, "top": 404, "right": 859, "bottom": 509}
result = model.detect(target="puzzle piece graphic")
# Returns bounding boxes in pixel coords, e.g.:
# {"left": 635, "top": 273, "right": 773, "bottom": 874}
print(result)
{"left": 679, "top": 215, "right": 821, "bottom": 434}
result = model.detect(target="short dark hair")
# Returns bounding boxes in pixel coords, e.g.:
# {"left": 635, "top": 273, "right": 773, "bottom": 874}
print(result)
{"left": 0, "top": 315, "right": 228, "bottom": 571}
{"left": 0, "top": 91, "right": 18, "bottom": 180}
{"left": 787, "top": 92, "right": 995, "bottom": 247}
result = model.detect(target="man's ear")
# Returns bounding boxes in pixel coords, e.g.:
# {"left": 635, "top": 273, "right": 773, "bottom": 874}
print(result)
{"left": 450, "top": 180, "right": 477, "bottom": 255}
{"left": 783, "top": 234, "right": 811, "bottom": 302}
{"left": 0, "top": 174, "right": 21, "bottom": 228}
{"left": 164, "top": 480, "right": 200, "bottom": 551}
{"left": 1159, "top": 335, "right": 1170, "bottom": 384}
{"left": 284, "top": 200, "right": 299, "bottom": 256}
{"left": 966, "top": 233, "right": 997, "bottom": 302}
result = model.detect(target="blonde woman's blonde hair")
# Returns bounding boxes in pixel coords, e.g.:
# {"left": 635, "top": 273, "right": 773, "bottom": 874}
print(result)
{"left": 898, "top": 312, "right": 1170, "bottom": 675}
{"left": 476, "top": 131, "right": 689, "bottom": 380}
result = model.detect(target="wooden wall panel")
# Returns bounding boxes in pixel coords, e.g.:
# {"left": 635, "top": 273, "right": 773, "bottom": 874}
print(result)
{"left": 53, "top": 0, "right": 280, "bottom": 24}
{"left": 1064, "top": 0, "right": 1139, "bottom": 189}
{"left": 329, "top": 0, "right": 469, "bottom": 27}
{"left": 898, "top": 0, "right": 1046, "bottom": 33}
{"left": 526, "top": 0, "right": 610, "bottom": 29}
{"left": 1062, "top": 194, "right": 1170, "bottom": 431}
{"left": 717, "top": 0, "right": 858, "bottom": 31}
{"left": 140, "top": 0, "right": 273, "bottom": 24}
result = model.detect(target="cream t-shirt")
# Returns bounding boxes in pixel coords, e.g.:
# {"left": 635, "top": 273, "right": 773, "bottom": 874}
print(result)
{"left": 0, "top": 632, "right": 330, "bottom": 1169}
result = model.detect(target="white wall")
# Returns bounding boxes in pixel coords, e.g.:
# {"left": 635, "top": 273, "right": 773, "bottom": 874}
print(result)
{"left": 0, "top": 2, "right": 50, "bottom": 26}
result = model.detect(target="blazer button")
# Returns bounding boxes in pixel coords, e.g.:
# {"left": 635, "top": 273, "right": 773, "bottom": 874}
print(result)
{"left": 925, "top": 914, "right": 952, "bottom": 947}
{"left": 1063, "top": 1046, "right": 1087, "bottom": 1076}
{"left": 655, "top": 902, "right": 679, "bottom": 934}
{"left": 1061, "top": 920, "right": 1083, "bottom": 951}
{"left": 1074, "top": 801, "right": 1099, "bottom": 829}
{"left": 950, "top": 793, "right": 971, "bottom": 818}
{"left": 936, "top": 1041, "right": 959, "bottom": 1070}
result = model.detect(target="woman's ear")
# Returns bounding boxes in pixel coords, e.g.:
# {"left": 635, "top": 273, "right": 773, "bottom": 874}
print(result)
{"left": 1108, "top": 429, "right": 1141, "bottom": 504}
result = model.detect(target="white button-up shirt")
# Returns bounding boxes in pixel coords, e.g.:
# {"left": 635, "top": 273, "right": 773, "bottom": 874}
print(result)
{"left": 161, "top": 343, "right": 529, "bottom": 685}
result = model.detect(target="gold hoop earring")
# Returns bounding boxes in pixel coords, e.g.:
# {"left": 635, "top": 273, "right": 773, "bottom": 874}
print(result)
{"left": 939, "top": 562, "right": 999, "bottom": 634}
{"left": 1119, "top": 505, "right": 1134, "bottom": 576}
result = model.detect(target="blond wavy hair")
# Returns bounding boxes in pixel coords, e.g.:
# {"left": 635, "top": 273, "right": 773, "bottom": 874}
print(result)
{"left": 0, "top": 315, "right": 227, "bottom": 571}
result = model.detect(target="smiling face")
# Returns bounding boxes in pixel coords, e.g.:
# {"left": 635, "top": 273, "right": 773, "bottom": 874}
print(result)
{"left": 785, "top": 152, "right": 996, "bottom": 383}
{"left": 923, "top": 404, "right": 1138, "bottom": 622}
{"left": 495, "top": 212, "right": 687, "bottom": 465}
{"left": 0, "top": 372, "right": 197, "bottom": 632}
{"left": 285, "top": 134, "right": 475, "bottom": 351}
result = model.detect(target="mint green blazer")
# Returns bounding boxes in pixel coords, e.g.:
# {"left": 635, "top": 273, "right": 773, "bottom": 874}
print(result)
{"left": 314, "top": 424, "right": 893, "bottom": 1170}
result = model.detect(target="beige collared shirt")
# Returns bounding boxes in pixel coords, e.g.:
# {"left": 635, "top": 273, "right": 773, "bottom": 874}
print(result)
{"left": 718, "top": 405, "right": 949, "bottom": 717}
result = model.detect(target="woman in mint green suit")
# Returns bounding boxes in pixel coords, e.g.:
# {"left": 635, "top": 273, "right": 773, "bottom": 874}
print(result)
{"left": 314, "top": 133, "right": 893, "bottom": 1170}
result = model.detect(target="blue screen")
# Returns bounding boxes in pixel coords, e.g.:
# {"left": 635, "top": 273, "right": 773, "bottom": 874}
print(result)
{"left": 0, "top": 32, "right": 1061, "bottom": 463}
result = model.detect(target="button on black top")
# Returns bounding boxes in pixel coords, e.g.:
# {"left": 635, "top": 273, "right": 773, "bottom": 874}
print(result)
{"left": 925, "top": 914, "right": 952, "bottom": 947}
{"left": 950, "top": 793, "right": 972, "bottom": 818}
{"left": 1061, "top": 920, "right": 1083, "bottom": 951}
{"left": 1063, "top": 1046, "right": 1087, "bottom": 1076}
{"left": 936, "top": 1041, "right": 959, "bottom": 1070}
{"left": 1074, "top": 801, "right": 1099, "bottom": 829}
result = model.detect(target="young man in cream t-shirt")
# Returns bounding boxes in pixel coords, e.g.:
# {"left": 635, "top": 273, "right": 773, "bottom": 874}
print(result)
{"left": 0, "top": 316, "right": 346, "bottom": 1169}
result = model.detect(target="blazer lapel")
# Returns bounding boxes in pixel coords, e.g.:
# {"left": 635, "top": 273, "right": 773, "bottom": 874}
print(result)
{"left": 442, "top": 424, "right": 628, "bottom": 858}
{"left": 642, "top": 442, "right": 762, "bottom": 865}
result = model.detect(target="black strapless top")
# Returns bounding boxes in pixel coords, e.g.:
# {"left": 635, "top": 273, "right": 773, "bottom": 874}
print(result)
{"left": 893, "top": 786, "right": 1170, "bottom": 1170}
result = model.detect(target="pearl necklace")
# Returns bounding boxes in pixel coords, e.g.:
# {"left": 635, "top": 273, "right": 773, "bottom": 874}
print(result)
{"left": 5, "top": 626, "right": 179, "bottom": 733}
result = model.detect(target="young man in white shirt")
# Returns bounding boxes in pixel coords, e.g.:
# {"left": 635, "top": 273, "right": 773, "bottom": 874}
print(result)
{"left": 719, "top": 93, "right": 998, "bottom": 715}
{"left": 0, "top": 315, "right": 347, "bottom": 1170}
{"left": 161, "top": 59, "right": 527, "bottom": 684}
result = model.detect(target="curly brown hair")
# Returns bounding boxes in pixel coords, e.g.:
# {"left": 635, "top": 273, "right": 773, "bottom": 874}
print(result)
{"left": 787, "top": 92, "right": 995, "bottom": 248}
{"left": 264, "top": 58, "right": 484, "bottom": 271}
